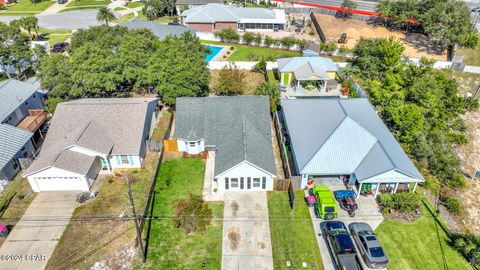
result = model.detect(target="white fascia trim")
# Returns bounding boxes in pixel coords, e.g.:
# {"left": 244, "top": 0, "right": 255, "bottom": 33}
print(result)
{"left": 215, "top": 160, "right": 276, "bottom": 178}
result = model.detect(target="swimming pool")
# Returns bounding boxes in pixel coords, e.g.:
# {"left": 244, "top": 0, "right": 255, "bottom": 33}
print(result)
{"left": 205, "top": 45, "right": 223, "bottom": 61}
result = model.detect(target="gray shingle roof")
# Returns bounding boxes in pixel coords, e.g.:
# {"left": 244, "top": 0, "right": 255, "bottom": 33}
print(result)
{"left": 281, "top": 98, "right": 424, "bottom": 181}
{"left": 0, "top": 79, "right": 42, "bottom": 123}
{"left": 0, "top": 124, "right": 33, "bottom": 171}
{"left": 277, "top": 57, "right": 338, "bottom": 73}
{"left": 293, "top": 62, "right": 329, "bottom": 80}
{"left": 24, "top": 98, "right": 158, "bottom": 176}
{"left": 121, "top": 20, "right": 195, "bottom": 40}
{"left": 182, "top": 3, "right": 277, "bottom": 23}
{"left": 303, "top": 42, "right": 320, "bottom": 54}
{"left": 175, "top": 96, "right": 276, "bottom": 176}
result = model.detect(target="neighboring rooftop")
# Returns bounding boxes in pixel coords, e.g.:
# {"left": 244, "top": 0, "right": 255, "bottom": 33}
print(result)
{"left": 175, "top": 96, "right": 276, "bottom": 176}
{"left": 303, "top": 42, "right": 320, "bottom": 54}
{"left": 0, "top": 79, "right": 42, "bottom": 123}
{"left": 0, "top": 124, "right": 33, "bottom": 170}
{"left": 281, "top": 98, "right": 424, "bottom": 181}
{"left": 121, "top": 20, "right": 195, "bottom": 40}
{"left": 181, "top": 3, "right": 286, "bottom": 24}
{"left": 277, "top": 57, "right": 338, "bottom": 73}
{"left": 24, "top": 98, "right": 158, "bottom": 176}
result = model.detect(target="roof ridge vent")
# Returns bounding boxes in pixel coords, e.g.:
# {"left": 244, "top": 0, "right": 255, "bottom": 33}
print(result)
{"left": 75, "top": 121, "right": 93, "bottom": 142}
{"left": 242, "top": 118, "right": 247, "bottom": 160}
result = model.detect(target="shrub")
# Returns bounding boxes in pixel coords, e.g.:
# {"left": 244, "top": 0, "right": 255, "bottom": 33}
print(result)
{"left": 212, "top": 64, "right": 245, "bottom": 95}
{"left": 444, "top": 197, "right": 462, "bottom": 215}
{"left": 378, "top": 192, "right": 420, "bottom": 214}
{"left": 338, "top": 46, "right": 351, "bottom": 53}
{"left": 452, "top": 234, "right": 480, "bottom": 268}
{"left": 281, "top": 36, "right": 296, "bottom": 49}
{"left": 214, "top": 28, "right": 240, "bottom": 43}
{"left": 0, "top": 4, "right": 5, "bottom": 10}
{"left": 172, "top": 193, "right": 213, "bottom": 234}
{"left": 252, "top": 57, "right": 267, "bottom": 75}
{"left": 308, "top": 29, "right": 315, "bottom": 36}
{"left": 242, "top": 32, "right": 256, "bottom": 45}
{"left": 253, "top": 33, "right": 262, "bottom": 45}
{"left": 264, "top": 35, "right": 275, "bottom": 47}
{"left": 320, "top": 42, "right": 337, "bottom": 53}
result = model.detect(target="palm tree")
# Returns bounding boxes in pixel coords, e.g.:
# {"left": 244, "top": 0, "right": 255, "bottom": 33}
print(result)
{"left": 97, "top": 7, "right": 116, "bottom": 26}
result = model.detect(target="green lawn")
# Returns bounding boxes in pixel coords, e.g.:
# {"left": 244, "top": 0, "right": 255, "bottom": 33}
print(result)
{"left": 375, "top": 205, "right": 472, "bottom": 270}
{"left": 1, "top": 0, "right": 54, "bottom": 14}
{"left": 66, "top": 0, "right": 111, "bottom": 7}
{"left": 268, "top": 191, "right": 323, "bottom": 270}
{"left": 202, "top": 40, "right": 301, "bottom": 61}
{"left": 134, "top": 158, "right": 223, "bottom": 270}
{"left": 267, "top": 69, "right": 278, "bottom": 84}
{"left": 59, "top": 6, "right": 100, "bottom": 12}
{"left": 115, "top": 12, "right": 135, "bottom": 23}
{"left": 457, "top": 46, "right": 480, "bottom": 66}
{"left": 126, "top": 1, "right": 143, "bottom": 8}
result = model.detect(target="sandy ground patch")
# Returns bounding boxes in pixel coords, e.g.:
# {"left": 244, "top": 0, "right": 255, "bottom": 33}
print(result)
{"left": 314, "top": 14, "right": 447, "bottom": 60}
{"left": 445, "top": 71, "right": 480, "bottom": 235}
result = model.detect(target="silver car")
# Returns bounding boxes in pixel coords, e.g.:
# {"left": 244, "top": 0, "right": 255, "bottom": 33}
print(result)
{"left": 348, "top": 222, "right": 388, "bottom": 269}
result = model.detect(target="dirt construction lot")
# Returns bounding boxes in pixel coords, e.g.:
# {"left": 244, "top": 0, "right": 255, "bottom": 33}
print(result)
{"left": 315, "top": 14, "right": 447, "bottom": 60}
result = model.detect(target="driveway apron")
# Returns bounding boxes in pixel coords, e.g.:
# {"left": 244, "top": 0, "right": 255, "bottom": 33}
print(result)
{"left": 222, "top": 192, "right": 273, "bottom": 270}
{"left": 0, "top": 192, "right": 78, "bottom": 270}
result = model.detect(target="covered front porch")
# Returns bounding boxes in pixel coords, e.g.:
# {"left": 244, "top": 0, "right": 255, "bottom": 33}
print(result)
{"left": 355, "top": 181, "right": 418, "bottom": 198}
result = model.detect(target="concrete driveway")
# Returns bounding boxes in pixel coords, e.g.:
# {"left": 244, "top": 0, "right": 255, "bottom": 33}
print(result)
{"left": 306, "top": 178, "right": 384, "bottom": 270}
{"left": 222, "top": 192, "right": 273, "bottom": 270}
{"left": 0, "top": 192, "right": 78, "bottom": 270}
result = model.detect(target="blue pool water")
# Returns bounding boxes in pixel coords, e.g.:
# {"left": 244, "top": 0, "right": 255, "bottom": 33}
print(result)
{"left": 205, "top": 45, "right": 223, "bottom": 61}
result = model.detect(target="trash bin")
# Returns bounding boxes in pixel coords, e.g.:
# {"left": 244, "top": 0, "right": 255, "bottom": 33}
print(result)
{"left": 306, "top": 196, "right": 316, "bottom": 207}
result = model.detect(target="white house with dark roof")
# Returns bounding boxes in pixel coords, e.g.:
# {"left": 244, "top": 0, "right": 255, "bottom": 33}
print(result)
{"left": 280, "top": 98, "right": 424, "bottom": 197}
{"left": 174, "top": 96, "right": 276, "bottom": 192}
{"left": 24, "top": 98, "right": 160, "bottom": 192}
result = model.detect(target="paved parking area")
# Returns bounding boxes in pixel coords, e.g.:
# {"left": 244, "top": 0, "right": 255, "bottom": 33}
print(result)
{"left": 222, "top": 192, "right": 273, "bottom": 270}
{"left": 0, "top": 192, "right": 78, "bottom": 270}
{"left": 306, "top": 178, "right": 384, "bottom": 270}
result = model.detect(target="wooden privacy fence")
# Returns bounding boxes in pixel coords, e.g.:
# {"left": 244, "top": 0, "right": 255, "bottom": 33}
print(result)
{"left": 274, "top": 178, "right": 291, "bottom": 191}
{"left": 273, "top": 111, "right": 293, "bottom": 178}
{"left": 162, "top": 139, "right": 178, "bottom": 152}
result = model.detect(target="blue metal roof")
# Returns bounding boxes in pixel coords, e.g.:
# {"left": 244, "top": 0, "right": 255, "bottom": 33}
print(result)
{"left": 281, "top": 98, "right": 424, "bottom": 182}
{"left": 277, "top": 57, "right": 338, "bottom": 73}
{"left": 0, "top": 124, "right": 33, "bottom": 171}
{"left": 0, "top": 79, "right": 41, "bottom": 123}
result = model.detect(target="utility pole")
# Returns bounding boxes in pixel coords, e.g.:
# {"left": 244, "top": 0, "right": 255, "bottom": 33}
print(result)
{"left": 122, "top": 173, "right": 146, "bottom": 262}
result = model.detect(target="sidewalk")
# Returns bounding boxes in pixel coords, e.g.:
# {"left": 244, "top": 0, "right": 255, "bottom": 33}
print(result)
{"left": 39, "top": 2, "right": 68, "bottom": 16}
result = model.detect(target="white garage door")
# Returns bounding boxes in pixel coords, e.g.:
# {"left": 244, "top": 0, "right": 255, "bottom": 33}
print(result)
{"left": 33, "top": 176, "right": 88, "bottom": 191}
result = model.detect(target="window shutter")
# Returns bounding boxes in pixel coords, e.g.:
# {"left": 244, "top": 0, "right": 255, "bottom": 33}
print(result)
{"left": 240, "top": 177, "right": 244, "bottom": 189}
{"left": 262, "top": 177, "right": 266, "bottom": 189}
{"left": 225, "top": 178, "right": 229, "bottom": 190}
{"left": 128, "top": 156, "right": 134, "bottom": 165}
{"left": 247, "top": 177, "right": 251, "bottom": 189}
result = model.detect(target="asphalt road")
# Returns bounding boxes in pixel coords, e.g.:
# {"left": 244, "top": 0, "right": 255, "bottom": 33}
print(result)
{"left": 37, "top": 9, "right": 101, "bottom": 30}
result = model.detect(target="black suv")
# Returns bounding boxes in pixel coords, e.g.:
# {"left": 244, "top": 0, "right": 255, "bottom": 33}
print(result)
{"left": 324, "top": 221, "right": 363, "bottom": 270}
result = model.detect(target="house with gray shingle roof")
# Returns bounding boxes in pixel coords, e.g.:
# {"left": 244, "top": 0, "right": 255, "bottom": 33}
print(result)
{"left": 23, "top": 98, "right": 160, "bottom": 192}
{"left": 280, "top": 98, "right": 424, "bottom": 197}
{"left": 174, "top": 96, "right": 276, "bottom": 192}
{"left": 180, "top": 3, "right": 286, "bottom": 33}
{"left": 121, "top": 20, "right": 196, "bottom": 40}
{"left": 175, "top": 0, "right": 224, "bottom": 14}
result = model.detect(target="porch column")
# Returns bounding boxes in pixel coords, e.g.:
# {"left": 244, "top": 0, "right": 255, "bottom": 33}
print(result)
{"left": 357, "top": 182, "right": 362, "bottom": 198}
{"left": 297, "top": 80, "right": 300, "bottom": 88}
{"left": 412, "top": 182, "right": 418, "bottom": 193}
{"left": 374, "top": 183, "right": 379, "bottom": 198}
{"left": 393, "top": 182, "right": 399, "bottom": 193}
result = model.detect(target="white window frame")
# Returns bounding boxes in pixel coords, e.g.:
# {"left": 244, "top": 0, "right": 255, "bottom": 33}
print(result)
{"left": 252, "top": 178, "right": 261, "bottom": 188}
{"left": 230, "top": 178, "right": 239, "bottom": 189}
{"left": 120, "top": 155, "right": 129, "bottom": 165}
{"left": 189, "top": 142, "right": 196, "bottom": 147}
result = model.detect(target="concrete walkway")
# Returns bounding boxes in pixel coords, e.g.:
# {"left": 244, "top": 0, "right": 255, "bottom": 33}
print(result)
{"left": 222, "top": 192, "right": 273, "bottom": 270}
{"left": 0, "top": 192, "right": 78, "bottom": 270}
{"left": 202, "top": 151, "right": 224, "bottom": 201}
{"left": 39, "top": 1, "right": 68, "bottom": 16}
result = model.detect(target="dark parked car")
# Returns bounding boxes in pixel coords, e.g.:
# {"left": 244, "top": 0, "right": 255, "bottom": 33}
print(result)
{"left": 167, "top": 22, "right": 181, "bottom": 25}
{"left": 349, "top": 222, "right": 388, "bottom": 269}
{"left": 51, "top": 42, "right": 69, "bottom": 53}
{"left": 57, "top": 0, "right": 67, "bottom": 4}
{"left": 324, "top": 221, "right": 363, "bottom": 270}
